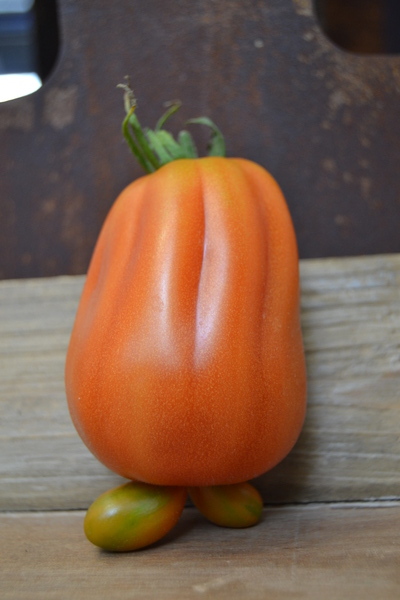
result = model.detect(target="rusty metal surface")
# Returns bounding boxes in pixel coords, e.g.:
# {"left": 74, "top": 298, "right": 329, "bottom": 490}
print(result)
{"left": 1, "top": 0, "right": 400, "bottom": 279}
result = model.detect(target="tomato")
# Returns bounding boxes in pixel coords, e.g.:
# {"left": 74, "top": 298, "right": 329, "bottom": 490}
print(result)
{"left": 84, "top": 482, "right": 187, "bottom": 551}
{"left": 189, "top": 483, "right": 263, "bottom": 528}
{"left": 65, "top": 152, "right": 306, "bottom": 486}
{"left": 65, "top": 86, "right": 306, "bottom": 548}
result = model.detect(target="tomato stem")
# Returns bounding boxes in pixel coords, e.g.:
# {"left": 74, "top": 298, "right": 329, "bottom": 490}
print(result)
{"left": 121, "top": 109, "right": 157, "bottom": 173}
{"left": 118, "top": 78, "right": 226, "bottom": 173}
{"left": 155, "top": 101, "right": 182, "bottom": 131}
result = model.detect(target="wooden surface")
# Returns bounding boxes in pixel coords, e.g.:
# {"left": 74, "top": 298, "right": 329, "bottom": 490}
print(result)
{"left": 1, "top": 253, "right": 400, "bottom": 597}
{"left": 2, "top": 0, "right": 400, "bottom": 280}
{"left": 2, "top": 505, "right": 399, "bottom": 599}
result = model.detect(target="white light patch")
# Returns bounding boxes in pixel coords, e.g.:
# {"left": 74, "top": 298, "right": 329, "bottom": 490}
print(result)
{"left": 0, "top": 0, "right": 34, "bottom": 12}
{"left": 0, "top": 73, "right": 42, "bottom": 102}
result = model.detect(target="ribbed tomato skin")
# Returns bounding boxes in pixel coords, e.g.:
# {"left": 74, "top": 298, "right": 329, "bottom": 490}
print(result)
{"left": 65, "top": 157, "right": 306, "bottom": 486}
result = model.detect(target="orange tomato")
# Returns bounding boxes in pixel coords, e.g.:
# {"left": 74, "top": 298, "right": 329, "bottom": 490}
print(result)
{"left": 65, "top": 156, "right": 306, "bottom": 487}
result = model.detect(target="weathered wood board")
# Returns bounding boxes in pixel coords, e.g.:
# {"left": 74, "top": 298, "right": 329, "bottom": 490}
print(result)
{"left": 1, "top": 505, "right": 400, "bottom": 600}
{"left": 2, "top": 0, "right": 400, "bottom": 279}
{"left": 1, "top": 254, "right": 399, "bottom": 511}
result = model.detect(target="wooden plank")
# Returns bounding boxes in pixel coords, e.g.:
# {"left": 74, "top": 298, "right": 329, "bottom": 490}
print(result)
{"left": 0, "top": 254, "right": 399, "bottom": 510}
{"left": 1, "top": 504, "right": 399, "bottom": 599}
{"left": 2, "top": 1, "right": 400, "bottom": 280}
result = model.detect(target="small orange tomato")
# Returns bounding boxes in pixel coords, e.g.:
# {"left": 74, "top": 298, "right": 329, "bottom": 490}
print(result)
{"left": 65, "top": 91, "right": 307, "bottom": 490}
{"left": 84, "top": 482, "right": 187, "bottom": 552}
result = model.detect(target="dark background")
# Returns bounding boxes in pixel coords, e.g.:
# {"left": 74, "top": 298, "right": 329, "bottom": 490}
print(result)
{"left": 1, "top": 0, "right": 400, "bottom": 280}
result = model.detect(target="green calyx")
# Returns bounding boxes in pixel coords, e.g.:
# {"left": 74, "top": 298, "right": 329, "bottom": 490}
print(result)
{"left": 118, "top": 79, "right": 226, "bottom": 173}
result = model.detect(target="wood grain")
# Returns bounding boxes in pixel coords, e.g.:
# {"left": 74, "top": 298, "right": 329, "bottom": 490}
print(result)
{"left": 2, "top": 1, "right": 400, "bottom": 280}
{"left": 1, "top": 505, "right": 399, "bottom": 599}
{"left": 0, "top": 254, "right": 399, "bottom": 510}
{"left": 1, "top": 253, "right": 399, "bottom": 599}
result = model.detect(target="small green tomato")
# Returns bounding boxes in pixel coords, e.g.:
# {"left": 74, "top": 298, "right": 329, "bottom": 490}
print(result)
{"left": 189, "top": 482, "right": 263, "bottom": 528}
{"left": 84, "top": 481, "right": 187, "bottom": 551}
